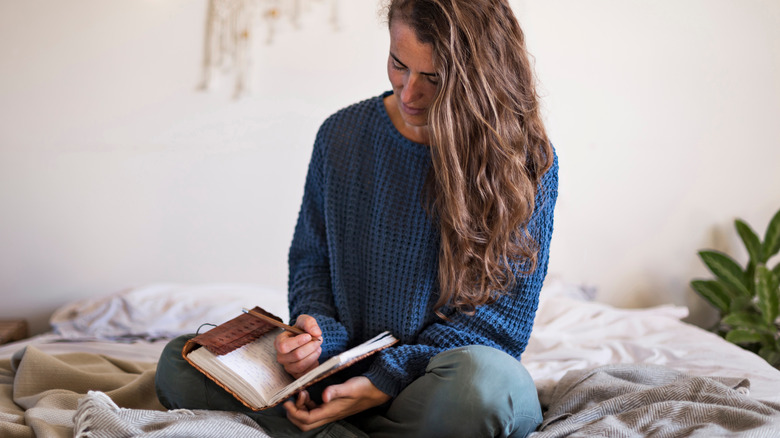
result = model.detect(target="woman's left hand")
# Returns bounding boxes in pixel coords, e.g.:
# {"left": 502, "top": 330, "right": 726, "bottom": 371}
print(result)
{"left": 283, "top": 376, "right": 391, "bottom": 431}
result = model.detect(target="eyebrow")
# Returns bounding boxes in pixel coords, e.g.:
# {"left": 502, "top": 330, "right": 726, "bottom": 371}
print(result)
{"left": 390, "top": 52, "right": 438, "bottom": 79}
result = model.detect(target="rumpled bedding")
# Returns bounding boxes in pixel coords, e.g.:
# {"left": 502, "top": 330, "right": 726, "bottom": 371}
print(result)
{"left": 0, "top": 346, "right": 163, "bottom": 438}
{"left": 73, "top": 391, "right": 273, "bottom": 438}
{"left": 531, "top": 364, "right": 780, "bottom": 437}
{"left": 49, "top": 284, "right": 287, "bottom": 341}
{"left": 4, "top": 282, "right": 780, "bottom": 437}
{"left": 0, "top": 346, "right": 350, "bottom": 438}
{"left": 7, "top": 348, "right": 780, "bottom": 437}
{"left": 524, "top": 295, "right": 780, "bottom": 404}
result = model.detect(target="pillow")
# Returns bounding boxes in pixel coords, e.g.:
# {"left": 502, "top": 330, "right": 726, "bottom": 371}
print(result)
{"left": 50, "top": 283, "right": 289, "bottom": 340}
{"left": 539, "top": 275, "right": 597, "bottom": 302}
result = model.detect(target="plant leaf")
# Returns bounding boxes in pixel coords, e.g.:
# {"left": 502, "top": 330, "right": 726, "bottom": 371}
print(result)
{"left": 763, "top": 208, "right": 780, "bottom": 259}
{"left": 729, "top": 295, "right": 753, "bottom": 313}
{"left": 725, "top": 328, "right": 764, "bottom": 345}
{"left": 745, "top": 262, "right": 756, "bottom": 295}
{"left": 722, "top": 312, "right": 772, "bottom": 332}
{"left": 756, "top": 265, "right": 779, "bottom": 326}
{"left": 758, "top": 347, "right": 780, "bottom": 367}
{"left": 767, "top": 263, "right": 780, "bottom": 288}
{"left": 698, "top": 250, "right": 751, "bottom": 298}
{"left": 736, "top": 219, "right": 765, "bottom": 264}
{"left": 691, "top": 280, "right": 731, "bottom": 313}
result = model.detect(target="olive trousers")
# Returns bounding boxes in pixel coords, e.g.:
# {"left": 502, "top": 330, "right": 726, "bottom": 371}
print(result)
{"left": 155, "top": 335, "right": 542, "bottom": 438}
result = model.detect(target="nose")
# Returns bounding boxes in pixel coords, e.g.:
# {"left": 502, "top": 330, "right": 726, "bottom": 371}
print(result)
{"left": 400, "top": 73, "right": 424, "bottom": 104}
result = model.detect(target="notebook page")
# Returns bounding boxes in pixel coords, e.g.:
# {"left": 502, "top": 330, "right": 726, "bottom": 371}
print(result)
{"left": 213, "top": 328, "right": 294, "bottom": 400}
{"left": 338, "top": 331, "right": 396, "bottom": 362}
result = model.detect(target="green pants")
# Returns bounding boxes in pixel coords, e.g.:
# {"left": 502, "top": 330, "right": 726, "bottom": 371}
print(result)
{"left": 155, "top": 335, "right": 542, "bottom": 438}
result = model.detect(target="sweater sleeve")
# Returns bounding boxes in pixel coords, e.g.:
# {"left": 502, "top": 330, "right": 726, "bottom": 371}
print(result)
{"left": 364, "top": 155, "right": 559, "bottom": 397}
{"left": 287, "top": 130, "right": 350, "bottom": 360}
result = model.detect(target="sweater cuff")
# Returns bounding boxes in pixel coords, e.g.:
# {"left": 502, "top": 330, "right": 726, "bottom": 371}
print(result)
{"left": 309, "top": 313, "right": 349, "bottom": 360}
{"left": 363, "top": 362, "right": 405, "bottom": 398}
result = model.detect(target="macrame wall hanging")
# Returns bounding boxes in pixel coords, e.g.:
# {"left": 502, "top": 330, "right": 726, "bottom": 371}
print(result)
{"left": 201, "top": 0, "right": 341, "bottom": 98}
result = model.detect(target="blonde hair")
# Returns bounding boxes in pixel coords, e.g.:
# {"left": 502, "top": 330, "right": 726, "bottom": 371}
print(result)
{"left": 387, "top": 0, "right": 554, "bottom": 316}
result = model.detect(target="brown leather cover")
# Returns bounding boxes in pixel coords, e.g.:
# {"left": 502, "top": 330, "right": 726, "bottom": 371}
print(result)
{"left": 184, "top": 306, "right": 280, "bottom": 356}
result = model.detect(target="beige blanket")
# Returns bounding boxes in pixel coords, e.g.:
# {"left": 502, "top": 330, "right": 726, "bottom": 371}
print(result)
{"left": 0, "top": 346, "right": 164, "bottom": 438}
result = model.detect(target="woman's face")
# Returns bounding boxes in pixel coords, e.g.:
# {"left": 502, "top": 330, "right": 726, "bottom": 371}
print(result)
{"left": 387, "top": 20, "right": 439, "bottom": 133}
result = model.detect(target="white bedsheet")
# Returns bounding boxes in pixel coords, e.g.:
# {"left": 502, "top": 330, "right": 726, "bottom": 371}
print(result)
{"left": 525, "top": 294, "right": 780, "bottom": 404}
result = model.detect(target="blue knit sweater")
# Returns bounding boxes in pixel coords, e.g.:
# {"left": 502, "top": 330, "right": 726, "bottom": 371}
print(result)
{"left": 288, "top": 91, "right": 558, "bottom": 398}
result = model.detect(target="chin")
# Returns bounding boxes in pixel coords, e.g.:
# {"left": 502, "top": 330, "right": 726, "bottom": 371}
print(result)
{"left": 400, "top": 113, "right": 429, "bottom": 127}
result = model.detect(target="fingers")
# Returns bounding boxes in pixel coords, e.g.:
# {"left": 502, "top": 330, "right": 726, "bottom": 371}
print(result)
{"left": 284, "top": 394, "right": 339, "bottom": 432}
{"left": 283, "top": 378, "right": 391, "bottom": 432}
{"left": 321, "top": 384, "right": 342, "bottom": 404}
{"left": 274, "top": 330, "right": 314, "bottom": 355}
{"left": 275, "top": 335, "right": 321, "bottom": 377}
{"left": 294, "top": 390, "right": 316, "bottom": 410}
{"left": 280, "top": 347, "right": 321, "bottom": 377}
{"left": 274, "top": 315, "right": 323, "bottom": 378}
{"left": 284, "top": 392, "right": 322, "bottom": 432}
{"left": 295, "top": 391, "right": 308, "bottom": 410}
{"left": 295, "top": 314, "right": 322, "bottom": 338}
{"left": 322, "top": 377, "right": 391, "bottom": 405}
{"left": 273, "top": 314, "right": 323, "bottom": 355}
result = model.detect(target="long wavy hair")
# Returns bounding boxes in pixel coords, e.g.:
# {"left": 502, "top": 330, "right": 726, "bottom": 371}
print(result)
{"left": 386, "top": 0, "right": 554, "bottom": 316}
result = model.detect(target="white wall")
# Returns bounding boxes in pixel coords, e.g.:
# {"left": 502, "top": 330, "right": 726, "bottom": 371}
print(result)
{"left": 1, "top": 0, "right": 778, "bottom": 334}
{"left": 522, "top": 0, "right": 780, "bottom": 326}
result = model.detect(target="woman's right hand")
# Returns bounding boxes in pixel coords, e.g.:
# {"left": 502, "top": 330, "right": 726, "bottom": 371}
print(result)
{"left": 274, "top": 314, "right": 323, "bottom": 378}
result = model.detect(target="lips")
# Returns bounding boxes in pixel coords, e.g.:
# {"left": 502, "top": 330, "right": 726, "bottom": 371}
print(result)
{"left": 401, "top": 102, "right": 426, "bottom": 116}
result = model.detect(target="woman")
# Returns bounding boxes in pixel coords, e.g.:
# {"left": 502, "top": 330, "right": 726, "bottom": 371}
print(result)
{"left": 156, "top": 0, "right": 557, "bottom": 437}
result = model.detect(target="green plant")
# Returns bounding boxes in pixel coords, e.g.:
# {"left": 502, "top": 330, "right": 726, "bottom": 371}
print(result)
{"left": 691, "top": 207, "right": 780, "bottom": 368}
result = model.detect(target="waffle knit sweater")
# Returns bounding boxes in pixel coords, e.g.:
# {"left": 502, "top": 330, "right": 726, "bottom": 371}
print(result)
{"left": 288, "top": 91, "right": 558, "bottom": 398}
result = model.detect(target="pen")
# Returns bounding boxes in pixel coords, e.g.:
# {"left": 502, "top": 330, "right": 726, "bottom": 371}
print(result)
{"left": 242, "top": 307, "right": 318, "bottom": 340}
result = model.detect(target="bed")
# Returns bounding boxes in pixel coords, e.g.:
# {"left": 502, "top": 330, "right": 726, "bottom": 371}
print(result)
{"left": 2, "top": 279, "right": 780, "bottom": 437}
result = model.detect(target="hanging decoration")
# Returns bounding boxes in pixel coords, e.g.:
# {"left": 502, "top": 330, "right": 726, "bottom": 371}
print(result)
{"left": 200, "top": 0, "right": 341, "bottom": 98}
